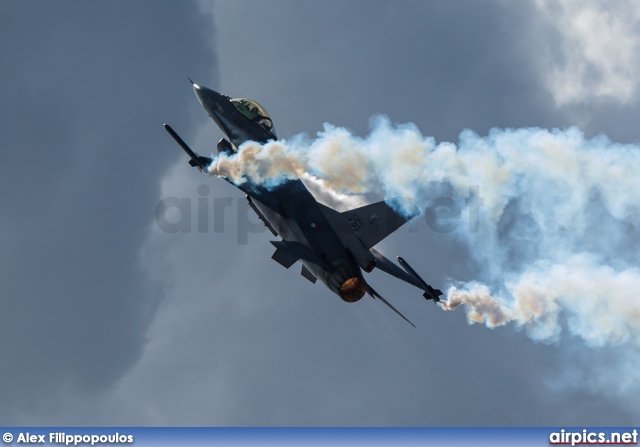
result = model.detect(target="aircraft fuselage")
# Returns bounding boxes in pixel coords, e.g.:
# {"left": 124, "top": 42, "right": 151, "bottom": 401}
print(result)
{"left": 193, "top": 84, "right": 368, "bottom": 302}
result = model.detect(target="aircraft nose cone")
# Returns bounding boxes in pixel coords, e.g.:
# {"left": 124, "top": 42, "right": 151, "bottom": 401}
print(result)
{"left": 192, "top": 82, "right": 224, "bottom": 109}
{"left": 192, "top": 82, "right": 205, "bottom": 103}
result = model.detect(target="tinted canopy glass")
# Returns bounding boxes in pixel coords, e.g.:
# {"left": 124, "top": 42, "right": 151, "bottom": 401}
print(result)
{"left": 231, "top": 98, "right": 276, "bottom": 136}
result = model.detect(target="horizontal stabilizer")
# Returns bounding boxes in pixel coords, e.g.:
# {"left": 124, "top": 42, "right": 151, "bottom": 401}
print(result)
{"left": 270, "top": 240, "right": 329, "bottom": 270}
{"left": 300, "top": 265, "right": 317, "bottom": 284}
{"left": 272, "top": 248, "right": 297, "bottom": 269}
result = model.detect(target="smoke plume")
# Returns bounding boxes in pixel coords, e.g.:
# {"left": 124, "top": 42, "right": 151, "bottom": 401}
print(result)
{"left": 209, "top": 116, "right": 640, "bottom": 350}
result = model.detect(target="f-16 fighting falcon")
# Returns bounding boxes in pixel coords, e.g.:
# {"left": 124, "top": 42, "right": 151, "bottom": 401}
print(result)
{"left": 164, "top": 81, "right": 442, "bottom": 327}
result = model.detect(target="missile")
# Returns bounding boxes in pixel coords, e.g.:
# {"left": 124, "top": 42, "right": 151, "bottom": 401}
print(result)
{"left": 397, "top": 257, "right": 443, "bottom": 303}
{"left": 163, "top": 124, "right": 211, "bottom": 171}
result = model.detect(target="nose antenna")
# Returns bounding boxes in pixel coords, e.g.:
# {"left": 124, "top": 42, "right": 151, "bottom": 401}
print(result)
{"left": 187, "top": 77, "right": 194, "bottom": 85}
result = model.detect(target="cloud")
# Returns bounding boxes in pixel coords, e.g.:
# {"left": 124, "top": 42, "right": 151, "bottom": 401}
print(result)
{"left": 0, "top": 1, "right": 216, "bottom": 423}
{"left": 535, "top": 0, "right": 640, "bottom": 105}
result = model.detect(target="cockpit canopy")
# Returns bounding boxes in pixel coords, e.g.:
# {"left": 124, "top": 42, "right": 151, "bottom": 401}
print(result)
{"left": 230, "top": 98, "right": 276, "bottom": 137}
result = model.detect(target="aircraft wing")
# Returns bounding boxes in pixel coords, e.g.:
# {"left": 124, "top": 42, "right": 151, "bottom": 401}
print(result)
{"left": 371, "top": 249, "right": 443, "bottom": 303}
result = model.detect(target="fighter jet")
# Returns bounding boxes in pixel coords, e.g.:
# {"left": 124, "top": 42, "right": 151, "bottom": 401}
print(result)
{"left": 164, "top": 81, "right": 443, "bottom": 327}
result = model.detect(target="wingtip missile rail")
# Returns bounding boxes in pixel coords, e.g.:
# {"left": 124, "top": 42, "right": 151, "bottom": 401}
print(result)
{"left": 163, "top": 124, "right": 212, "bottom": 172}
{"left": 397, "top": 257, "right": 443, "bottom": 303}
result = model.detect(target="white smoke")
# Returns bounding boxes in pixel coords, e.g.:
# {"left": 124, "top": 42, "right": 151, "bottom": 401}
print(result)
{"left": 297, "top": 172, "right": 368, "bottom": 212}
{"left": 444, "top": 255, "right": 640, "bottom": 347}
{"left": 209, "top": 116, "right": 640, "bottom": 351}
{"left": 534, "top": 0, "right": 640, "bottom": 106}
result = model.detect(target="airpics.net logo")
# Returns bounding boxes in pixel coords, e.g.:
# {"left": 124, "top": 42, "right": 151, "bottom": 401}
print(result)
{"left": 154, "top": 184, "right": 485, "bottom": 244}
{"left": 549, "top": 429, "right": 638, "bottom": 446}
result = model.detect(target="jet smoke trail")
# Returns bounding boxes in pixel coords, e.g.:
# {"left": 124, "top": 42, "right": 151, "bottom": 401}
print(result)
{"left": 443, "top": 256, "right": 640, "bottom": 347}
{"left": 209, "top": 116, "right": 640, "bottom": 349}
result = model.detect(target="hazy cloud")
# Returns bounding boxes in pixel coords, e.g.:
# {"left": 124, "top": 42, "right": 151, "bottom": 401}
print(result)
{"left": 0, "top": 1, "right": 215, "bottom": 423}
{"left": 535, "top": 0, "right": 640, "bottom": 105}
